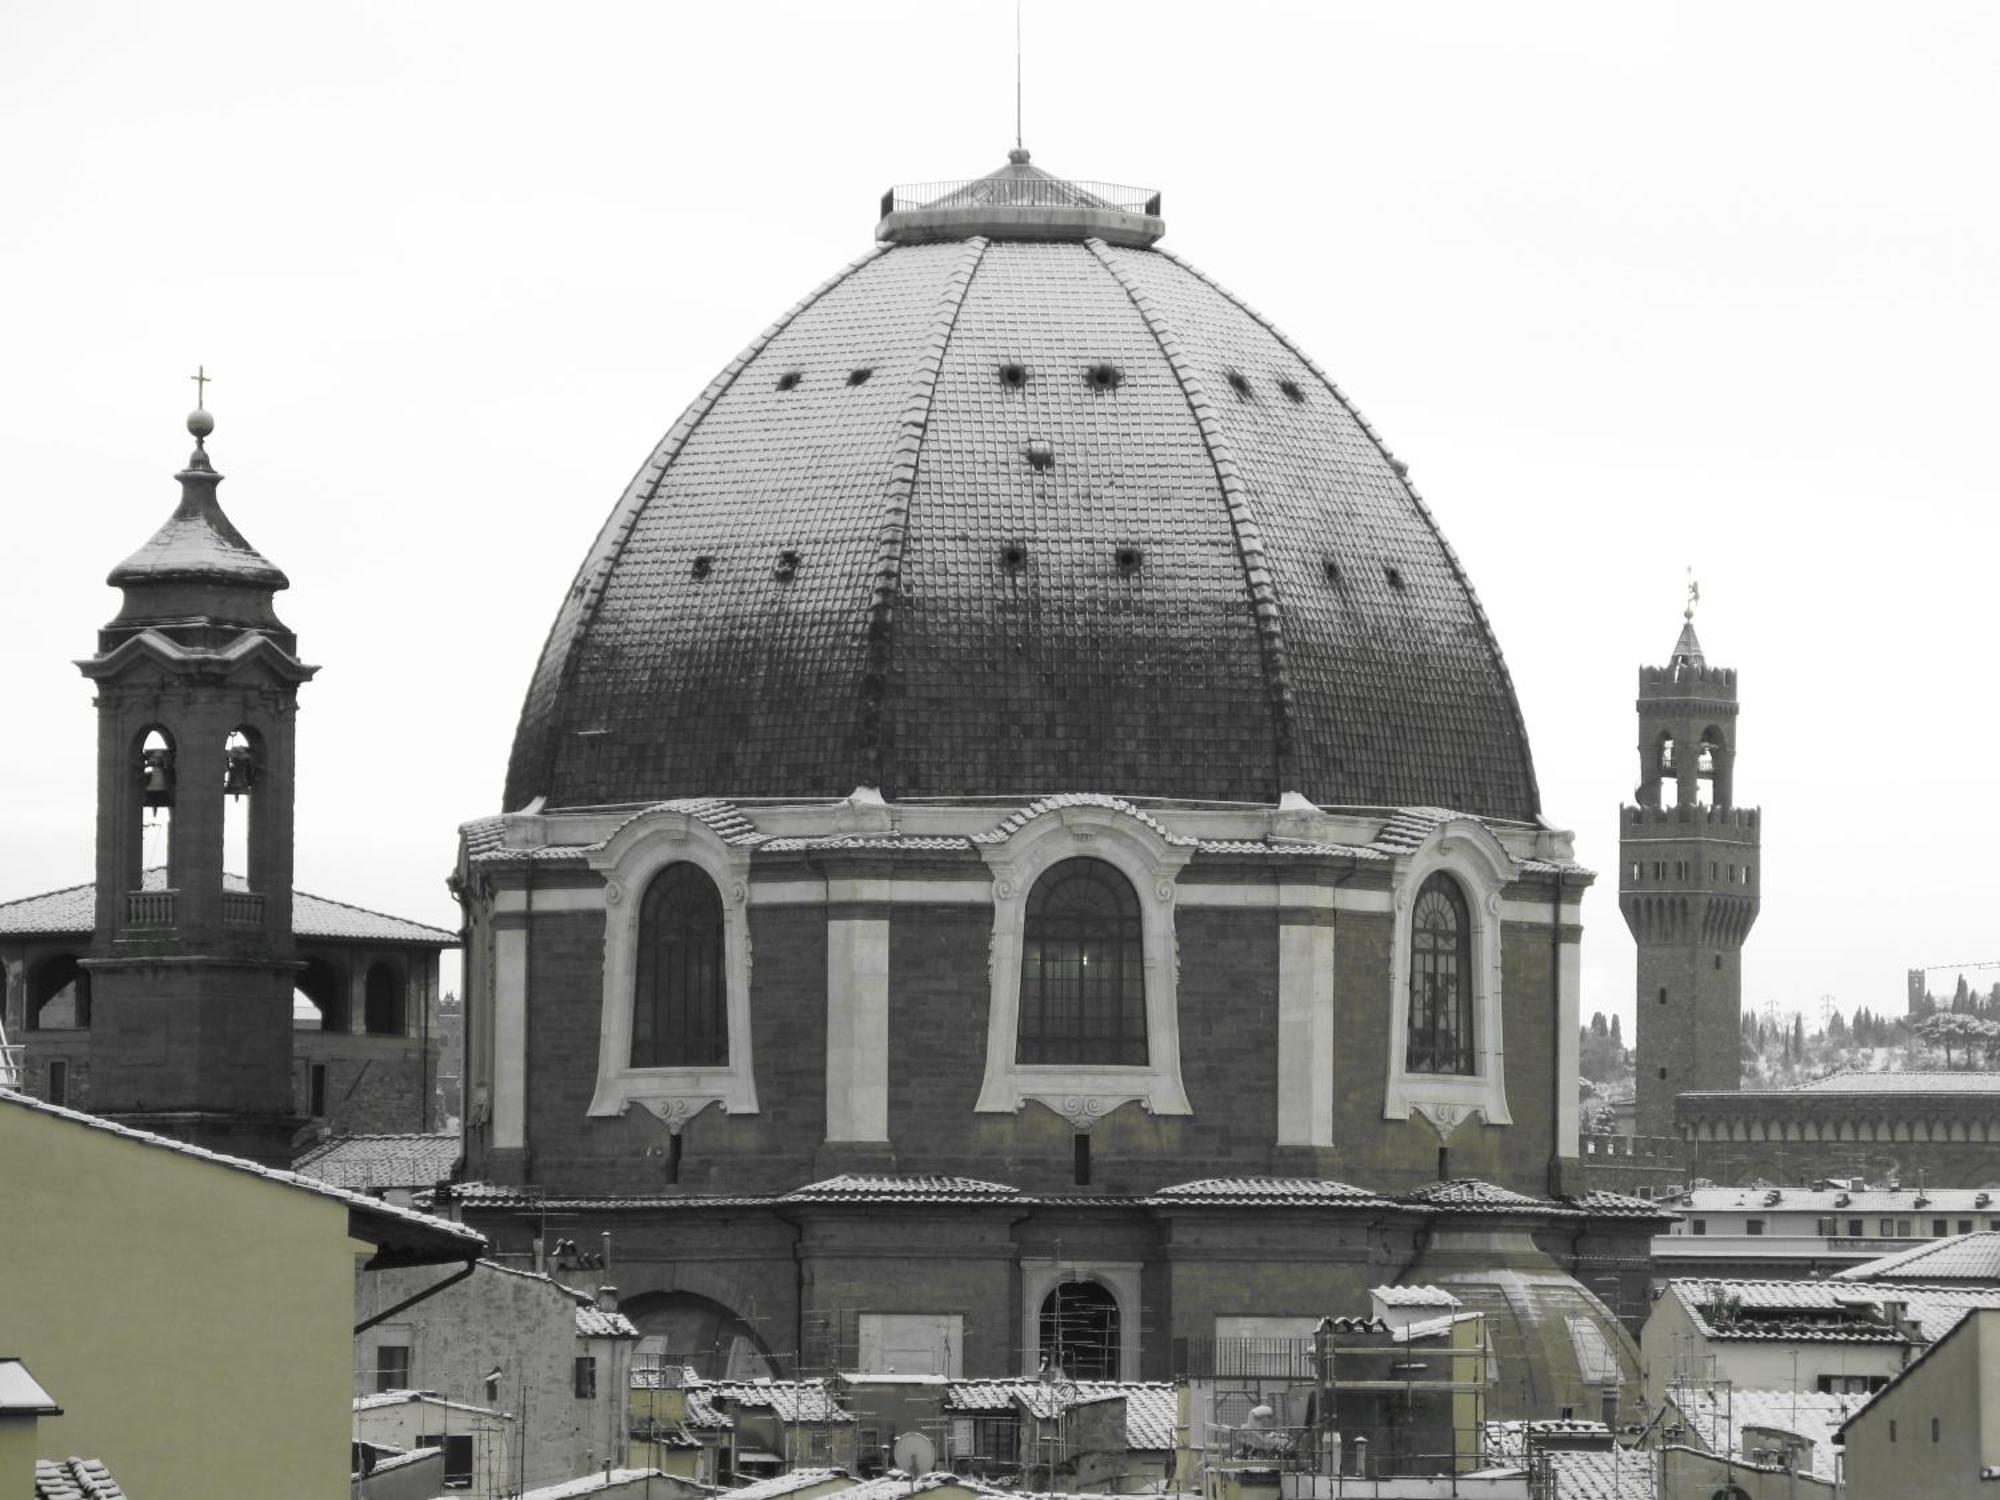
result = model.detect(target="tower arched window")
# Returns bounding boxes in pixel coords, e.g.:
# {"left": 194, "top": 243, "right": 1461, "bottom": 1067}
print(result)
{"left": 1405, "top": 872, "right": 1474, "bottom": 1075}
{"left": 1018, "top": 858, "right": 1145, "bottom": 1066}
{"left": 28, "top": 954, "right": 91, "bottom": 1030}
{"left": 632, "top": 864, "right": 727, "bottom": 1068}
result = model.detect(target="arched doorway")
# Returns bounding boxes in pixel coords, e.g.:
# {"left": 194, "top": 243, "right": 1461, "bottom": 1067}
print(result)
{"left": 623, "top": 1290, "right": 777, "bottom": 1380}
{"left": 1039, "top": 1280, "right": 1119, "bottom": 1380}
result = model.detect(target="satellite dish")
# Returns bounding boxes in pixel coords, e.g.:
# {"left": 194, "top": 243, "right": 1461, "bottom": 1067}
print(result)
{"left": 892, "top": 1432, "right": 936, "bottom": 1475}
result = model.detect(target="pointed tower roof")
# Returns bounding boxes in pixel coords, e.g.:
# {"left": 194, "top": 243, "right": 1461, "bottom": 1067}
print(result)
{"left": 1668, "top": 616, "right": 1704, "bottom": 670}
{"left": 108, "top": 408, "right": 288, "bottom": 590}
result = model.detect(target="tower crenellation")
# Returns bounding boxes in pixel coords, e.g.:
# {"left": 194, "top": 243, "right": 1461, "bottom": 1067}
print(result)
{"left": 1620, "top": 609, "right": 1760, "bottom": 1141}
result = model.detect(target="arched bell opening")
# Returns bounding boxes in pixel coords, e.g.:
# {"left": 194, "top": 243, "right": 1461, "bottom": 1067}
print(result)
{"left": 134, "top": 725, "right": 177, "bottom": 893}
{"left": 222, "top": 726, "right": 264, "bottom": 892}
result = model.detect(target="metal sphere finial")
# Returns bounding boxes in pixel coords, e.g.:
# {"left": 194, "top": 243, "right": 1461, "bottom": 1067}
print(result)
{"left": 1008, "top": 147, "right": 1031, "bottom": 165}
{"left": 187, "top": 407, "right": 215, "bottom": 441}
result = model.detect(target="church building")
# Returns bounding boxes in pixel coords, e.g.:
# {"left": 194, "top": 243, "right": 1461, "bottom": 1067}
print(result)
{"left": 446, "top": 152, "right": 1664, "bottom": 1408}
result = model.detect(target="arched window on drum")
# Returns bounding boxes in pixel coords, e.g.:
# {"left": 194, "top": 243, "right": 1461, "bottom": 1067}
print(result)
{"left": 632, "top": 864, "right": 728, "bottom": 1068}
{"left": 1018, "top": 858, "right": 1146, "bottom": 1066}
{"left": 1405, "top": 872, "right": 1474, "bottom": 1075}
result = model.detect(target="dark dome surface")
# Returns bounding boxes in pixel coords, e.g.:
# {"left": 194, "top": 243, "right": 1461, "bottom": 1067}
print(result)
{"left": 506, "top": 163, "right": 1539, "bottom": 817}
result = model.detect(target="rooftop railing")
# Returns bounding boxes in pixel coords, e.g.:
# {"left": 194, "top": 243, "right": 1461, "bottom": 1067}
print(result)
{"left": 882, "top": 179, "right": 1161, "bottom": 218}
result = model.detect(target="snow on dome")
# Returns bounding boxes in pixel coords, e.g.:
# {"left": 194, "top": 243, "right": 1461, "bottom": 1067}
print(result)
{"left": 505, "top": 156, "right": 1539, "bottom": 818}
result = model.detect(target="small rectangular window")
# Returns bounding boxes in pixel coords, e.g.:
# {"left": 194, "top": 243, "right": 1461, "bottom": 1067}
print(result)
{"left": 1880, "top": 1218, "right": 1896, "bottom": 1237}
{"left": 574, "top": 1355, "right": 597, "bottom": 1399}
{"left": 1848, "top": 1219, "right": 1863, "bottom": 1237}
{"left": 1691, "top": 1219, "right": 1707, "bottom": 1236}
{"left": 1815, "top": 1218, "right": 1834, "bottom": 1236}
{"left": 1897, "top": 1219, "right": 1912, "bottom": 1237}
{"left": 1959, "top": 1220, "right": 1974, "bottom": 1234}
{"left": 1933, "top": 1218, "right": 1949, "bottom": 1237}
{"left": 1932, "top": 1417, "right": 1940, "bottom": 1442}
{"left": 46, "top": 1059, "right": 68, "bottom": 1108}
{"left": 1890, "top": 1420, "right": 1898, "bottom": 1443}
{"left": 1745, "top": 1218, "right": 1765, "bottom": 1236}
{"left": 374, "top": 1344, "right": 411, "bottom": 1393}
{"left": 310, "top": 1063, "right": 328, "bottom": 1119}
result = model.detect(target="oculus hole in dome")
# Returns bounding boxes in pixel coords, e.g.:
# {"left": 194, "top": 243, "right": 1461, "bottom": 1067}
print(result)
{"left": 1086, "top": 363, "right": 1122, "bottom": 391}
{"left": 1226, "top": 371, "right": 1252, "bottom": 399}
{"left": 1003, "top": 544, "right": 1027, "bottom": 570}
{"left": 775, "top": 371, "right": 801, "bottom": 391}
{"left": 1025, "top": 440, "right": 1054, "bottom": 471}
{"left": 1115, "top": 547, "right": 1142, "bottom": 573}
{"left": 690, "top": 556, "right": 713, "bottom": 581}
{"left": 1384, "top": 565, "right": 1405, "bottom": 591}
{"left": 1280, "top": 379, "right": 1305, "bottom": 403}
{"left": 1323, "top": 559, "right": 1340, "bottom": 584}
{"left": 998, "top": 363, "right": 1027, "bottom": 389}
{"left": 774, "top": 550, "right": 800, "bottom": 582}
{"left": 847, "top": 367, "right": 873, "bottom": 386}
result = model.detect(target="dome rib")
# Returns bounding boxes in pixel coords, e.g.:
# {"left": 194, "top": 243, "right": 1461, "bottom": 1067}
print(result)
{"left": 1085, "top": 236, "right": 1298, "bottom": 788}
{"left": 504, "top": 243, "right": 893, "bottom": 810}
{"left": 1153, "top": 247, "right": 1543, "bottom": 817}
{"left": 858, "top": 235, "right": 991, "bottom": 786}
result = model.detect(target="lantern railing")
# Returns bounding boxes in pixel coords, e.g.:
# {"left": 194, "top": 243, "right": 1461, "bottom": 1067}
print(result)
{"left": 221, "top": 890, "right": 265, "bottom": 926}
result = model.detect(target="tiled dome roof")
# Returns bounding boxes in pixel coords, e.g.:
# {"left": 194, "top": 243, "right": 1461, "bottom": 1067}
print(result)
{"left": 505, "top": 157, "right": 1539, "bottom": 816}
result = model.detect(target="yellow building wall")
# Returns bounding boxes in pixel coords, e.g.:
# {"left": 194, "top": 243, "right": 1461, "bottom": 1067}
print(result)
{"left": 0, "top": 1102, "right": 358, "bottom": 1500}
{"left": 1844, "top": 1311, "right": 2000, "bottom": 1499}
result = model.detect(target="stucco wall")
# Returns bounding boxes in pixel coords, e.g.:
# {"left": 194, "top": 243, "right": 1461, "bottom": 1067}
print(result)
{"left": 0, "top": 1098, "right": 356, "bottom": 1500}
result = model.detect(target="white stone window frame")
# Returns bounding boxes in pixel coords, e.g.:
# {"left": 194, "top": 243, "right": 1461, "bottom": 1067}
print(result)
{"left": 1381, "top": 817, "right": 1515, "bottom": 1135}
{"left": 1020, "top": 1259, "right": 1143, "bottom": 1381}
{"left": 975, "top": 805, "right": 1194, "bottom": 1123}
{"left": 586, "top": 808, "right": 757, "bottom": 1123}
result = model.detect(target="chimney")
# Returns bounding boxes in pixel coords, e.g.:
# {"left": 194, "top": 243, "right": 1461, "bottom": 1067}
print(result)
{"left": 597, "top": 1285, "right": 619, "bottom": 1312}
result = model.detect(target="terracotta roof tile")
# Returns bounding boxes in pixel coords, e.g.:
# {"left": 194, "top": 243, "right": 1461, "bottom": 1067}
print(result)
{"left": 293, "top": 1133, "right": 460, "bottom": 1191}
{"left": 0, "top": 871, "right": 454, "bottom": 945}
{"left": 1148, "top": 1176, "right": 1392, "bottom": 1207}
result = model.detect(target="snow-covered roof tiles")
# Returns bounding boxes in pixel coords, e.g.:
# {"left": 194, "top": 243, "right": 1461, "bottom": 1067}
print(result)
{"left": 1834, "top": 1232, "right": 2000, "bottom": 1283}
{"left": 1371, "top": 1285, "right": 1463, "bottom": 1309}
{"left": 354, "top": 1390, "right": 509, "bottom": 1418}
{"left": 943, "top": 1380, "right": 1175, "bottom": 1450}
{"left": 713, "top": 1468, "right": 853, "bottom": 1500}
{"left": 1788, "top": 1069, "right": 2000, "bottom": 1093}
{"left": 33, "top": 1458, "right": 128, "bottom": 1500}
{"left": 0, "top": 1088, "right": 482, "bottom": 1265}
{"left": 1668, "top": 1387, "right": 1863, "bottom": 1480}
{"left": 523, "top": 1468, "right": 671, "bottom": 1500}
{"left": 575, "top": 1304, "right": 640, "bottom": 1338}
{"left": 1148, "top": 1176, "right": 1390, "bottom": 1207}
{"left": 1399, "top": 1178, "right": 1574, "bottom": 1214}
{"left": 698, "top": 1379, "right": 855, "bottom": 1424}
{"left": 0, "top": 871, "right": 455, "bottom": 945}
{"left": 0, "top": 1360, "right": 61, "bottom": 1415}
{"left": 293, "top": 1133, "right": 460, "bottom": 1191}
{"left": 780, "top": 1174, "right": 1021, "bottom": 1204}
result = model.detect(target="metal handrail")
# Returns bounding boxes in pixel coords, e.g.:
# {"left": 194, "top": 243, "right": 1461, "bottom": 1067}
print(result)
{"left": 883, "top": 178, "right": 1161, "bottom": 217}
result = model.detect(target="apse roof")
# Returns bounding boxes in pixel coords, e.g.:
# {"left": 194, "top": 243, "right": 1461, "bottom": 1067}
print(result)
{"left": 1834, "top": 1232, "right": 2000, "bottom": 1283}
{"left": 504, "top": 155, "right": 1540, "bottom": 820}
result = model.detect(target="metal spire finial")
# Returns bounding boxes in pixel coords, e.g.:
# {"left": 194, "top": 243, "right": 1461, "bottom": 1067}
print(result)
{"left": 1015, "top": 0, "right": 1023, "bottom": 153}
{"left": 187, "top": 365, "right": 215, "bottom": 449}
{"left": 1685, "top": 567, "right": 1700, "bottom": 622}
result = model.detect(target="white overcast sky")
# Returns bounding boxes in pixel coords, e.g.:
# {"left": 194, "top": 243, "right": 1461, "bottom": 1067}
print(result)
{"left": 4, "top": 2, "right": 1995, "bottom": 1029}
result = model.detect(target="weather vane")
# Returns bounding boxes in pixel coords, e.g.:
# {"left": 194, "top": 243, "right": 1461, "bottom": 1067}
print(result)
{"left": 190, "top": 365, "right": 211, "bottom": 407}
{"left": 1685, "top": 567, "right": 1700, "bottom": 621}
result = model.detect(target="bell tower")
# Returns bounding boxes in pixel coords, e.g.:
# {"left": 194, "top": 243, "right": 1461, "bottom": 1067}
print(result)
{"left": 1619, "top": 599, "right": 1760, "bottom": 1142}
{"left": 77, "top": 402, "right": 317, "bottom": 1166}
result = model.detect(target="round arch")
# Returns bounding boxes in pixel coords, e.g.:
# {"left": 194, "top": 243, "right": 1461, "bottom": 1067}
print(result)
{"left": 621, "top": 1289, "right": 777, "bottom": 1380}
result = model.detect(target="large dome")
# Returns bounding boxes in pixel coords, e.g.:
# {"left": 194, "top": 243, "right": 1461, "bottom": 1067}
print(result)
{"left": 506, "top": 155, "right": 1539, "bottom": 818}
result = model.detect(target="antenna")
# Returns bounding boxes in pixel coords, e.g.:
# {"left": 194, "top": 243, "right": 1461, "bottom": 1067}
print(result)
{"left": 1015, "top": 0, "right": 1023, "bottom": 151}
